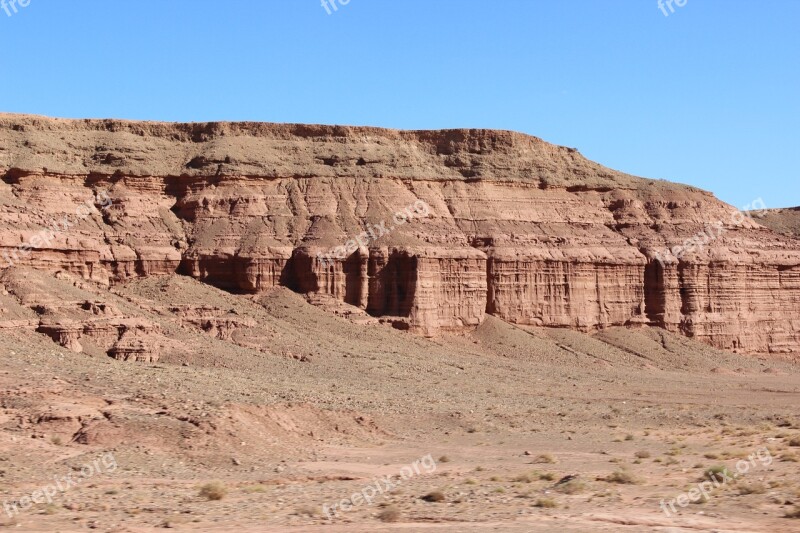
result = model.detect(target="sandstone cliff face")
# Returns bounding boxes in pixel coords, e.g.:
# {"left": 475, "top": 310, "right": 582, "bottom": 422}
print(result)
{"left": 1, "top": 114, "right": 798, "bottom": 354}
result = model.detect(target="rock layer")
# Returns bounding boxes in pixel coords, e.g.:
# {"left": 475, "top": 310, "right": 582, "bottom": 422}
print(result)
{"left": 752, "top": 207, "right": 800, "bottom": 239}
{"left": 1, "top": 114, "right": 798, "bottom": 354}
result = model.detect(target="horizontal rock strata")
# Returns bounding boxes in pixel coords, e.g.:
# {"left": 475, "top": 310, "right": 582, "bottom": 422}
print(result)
{"left": 1, "top": 114, "right": 798, "bottom": 354}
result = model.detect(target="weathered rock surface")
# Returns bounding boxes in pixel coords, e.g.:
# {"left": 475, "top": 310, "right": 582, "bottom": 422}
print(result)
{"left": 752, "top": 207, "right": 800, "bottom": 239}
{"left": 1, "top": 114, "right": 798, "bottom": 354}
{"left": 0, "top": 268, "right": 167, "bottom": 361}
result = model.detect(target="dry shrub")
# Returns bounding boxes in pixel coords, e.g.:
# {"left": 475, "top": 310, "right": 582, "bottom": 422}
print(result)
{"left": 605, "top": 470, "right": 638, "bottom": 484}
{"left": 378, "top": 505, "right": 401, "bottom": 522}
{"left": 702, "top": 466, "right": 733, "bottom": 483}
{"left": 421, "top": 491, "right": 446, "bottom": 503}
{"left": 199, "top": 482, "right": 227, "bottom": 501}
{"left": 738, "top": 482, "right": 767, "bottom": 495}
{"left": 555, "top": 479, "right": 586, "bottom": 494}
{"left": 534, "top": 498, "right": 557, "bottom": 508}
{"left": 512, "top": 472, "right": 538, "bottom": 483}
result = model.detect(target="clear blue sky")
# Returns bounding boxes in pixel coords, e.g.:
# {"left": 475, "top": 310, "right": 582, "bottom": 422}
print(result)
{"left": 1, "top": 1, "right": 797, "bottom": 208}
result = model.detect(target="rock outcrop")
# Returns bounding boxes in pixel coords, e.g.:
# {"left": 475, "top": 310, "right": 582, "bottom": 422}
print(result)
{"left": 1, "top": 114, "right": 798, "bottom": 354}
{"left": 751, "top": 207, "right": 800, "bottom": 239}
{"left": 0, "top": 268, "right": 166, "bottom": 361}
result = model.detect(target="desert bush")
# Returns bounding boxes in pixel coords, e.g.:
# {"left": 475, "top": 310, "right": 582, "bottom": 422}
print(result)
{"left": 242, "top": 484, "right": 268, "bottom": 493}
{"left": 605, "top": 470, "right": 638, "bottom": 484}
{"left": 534, "top": 498, "right": 557, "bottom": 508}
{"left": 421, "top": 491, "right": 446, "bottom": 503}
{"left": 702, "top": 466, "right": 733, "bottom": 483}
{"left": 199, "top": 482, "right": 227, "bottom": 501}
{"left": 294, "top": 505, "right": 317, "bottom": 517}
{"left": 555, "top": 479, "right": 586, "bottom": 494}
{"left": 378, "top": 505, "right": 401, "bottom": 522}
{"left": 512, "top": 472, "right": 539, "bottom": 483}
{"left": 738, "top": 482, "right": 767, "bottom": 495}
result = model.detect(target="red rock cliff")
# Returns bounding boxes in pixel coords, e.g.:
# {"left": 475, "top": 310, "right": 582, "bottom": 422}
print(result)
{"left": 1, "top": 114, "right": 798, "bottom": 353}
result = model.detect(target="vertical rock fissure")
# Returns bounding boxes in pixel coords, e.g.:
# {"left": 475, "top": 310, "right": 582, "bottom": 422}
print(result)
{"left": 643, "top": 258, "right": 667, "bottom": 327}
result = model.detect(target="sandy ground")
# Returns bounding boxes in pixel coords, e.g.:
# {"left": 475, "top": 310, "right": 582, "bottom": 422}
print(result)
{"left": 0, "top": 272, "right": 799, "bottom": 532}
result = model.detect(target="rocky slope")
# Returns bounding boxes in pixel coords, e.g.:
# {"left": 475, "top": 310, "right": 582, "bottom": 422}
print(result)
{"left": 752, "top": 207, "right": 800, "bottom": 239}
{"left": 3, "top": 271, "right": 798, "bottom": 532}
{"left": 1, "top": 114, "right": 798, "bottom": 354}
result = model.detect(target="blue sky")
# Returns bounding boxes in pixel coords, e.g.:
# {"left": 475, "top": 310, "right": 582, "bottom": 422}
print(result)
{"left": 1, "top": 1, "right": 797, "bottom": 208}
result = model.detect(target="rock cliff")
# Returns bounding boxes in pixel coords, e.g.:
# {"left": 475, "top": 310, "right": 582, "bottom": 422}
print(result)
{"left": 1, "top": 114, "right": 798, "bottom": 354}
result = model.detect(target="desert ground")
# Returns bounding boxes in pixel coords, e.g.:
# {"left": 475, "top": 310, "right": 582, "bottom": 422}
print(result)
{"left": 1, "top": 270, "right": 799, "bottom": 532}
{"left": 2, "top": 4, "right": 798, "bottom": 530}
